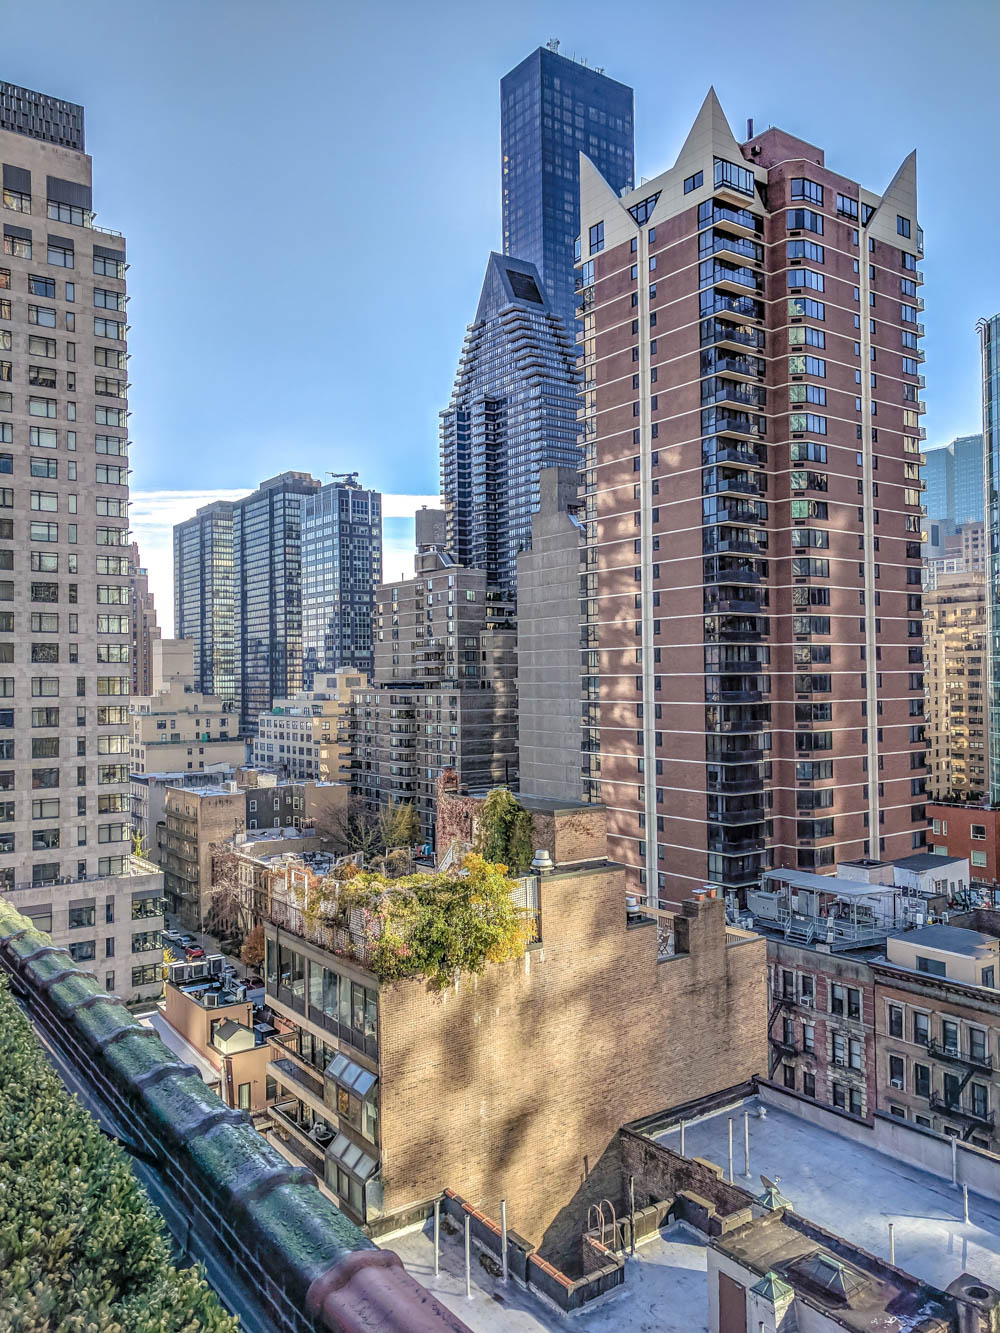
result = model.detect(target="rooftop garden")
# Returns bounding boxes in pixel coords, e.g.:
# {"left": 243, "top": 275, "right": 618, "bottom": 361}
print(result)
{"left": 293, "top": 853, "right": 538, "bottom": 990}
{"left": 0, "top": 975, "right": 236, "bottom": 1332}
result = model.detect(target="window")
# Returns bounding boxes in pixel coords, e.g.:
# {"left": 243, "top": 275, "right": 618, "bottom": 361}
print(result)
{"left": 787, "top": 268, "right": 824, "bottom": 291}
{"left": 888, "top": 1004, "right": 903, "bottom": 1038}
{"left": 714, "top": 156, "right": 755, "bottom": 196}
{"left": 837, "top": 193, "right": 859, "bottom": 219}
{"left": 93, "top": 317, "right": 125, "bottom": 339}
{"left": 588, "top": 221, "right": 604, "bottom": 254}
{"left": 788, "top": 297, "right": 825, "bottom": 321}
{"left": 917, "top": 955, "right": 947, "bottom": 977}
{"left": 28, "top": 305, "right": 56, "bottom": 328}
{"left": 683, "top": 170, "right": 703, "bottom": 194}
{"left": 972, "top": 824, "right": 986, "bottom": 840}
{"left": 889, "top": 1054, "right": 905, "bottom": 1089}
{"left": 93, "top": 287, "right": 125, "bottom": 311}
{"left": 47, "top": 242, "right": 74, "bottom": 268}
{"left": 787, "top": 325, "right": 826, "bottom": 348}
{"left": 28, "top": 275, "right": 55, "bottom": 298}
{"left": 787, "top": 208, "right": 823, "bottom": 234}
{"left": 791, "top": 178, "right": 823, "bottom": 204}
{"left": 94, "top": 254, "right": 125, "bottom": 279}
{"left": 3, "top": 234, "right": 30, "bottom": 259}
{"left": 897, "top": 215, "right": 911, "bottom": 238}
{"left": 3, "top": 188, "right": 30, "bottom": 213}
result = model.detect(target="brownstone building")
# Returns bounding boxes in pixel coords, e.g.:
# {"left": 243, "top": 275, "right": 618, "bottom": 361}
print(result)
{"left": 260, "top": 797, "right": 767, "bottom": 1263}
{"left": 577, "top": 91, "right": 928, "bottom": 906}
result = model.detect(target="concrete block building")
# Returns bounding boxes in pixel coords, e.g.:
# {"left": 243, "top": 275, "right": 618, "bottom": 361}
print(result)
{"left": 516, "top": 466, "right": 585, "bottom": 800}
{"left": 0, "top": 81, "right": 163, "bottom": 995}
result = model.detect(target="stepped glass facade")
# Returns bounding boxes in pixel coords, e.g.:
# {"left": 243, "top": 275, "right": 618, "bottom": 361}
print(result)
{"left": 578, "top": 92, "right": 929, "bottom": 905}
{"left": 440, "top": 253, "right": 579, "bottom": 596}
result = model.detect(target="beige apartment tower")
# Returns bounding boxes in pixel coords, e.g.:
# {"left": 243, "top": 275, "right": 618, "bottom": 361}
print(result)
{"left": 577, "top": 92, "right": 928, "bottom": 905}
{"left": 923, "top": 570, "right": 987, "bottom": 800}
{"left": 0, "top": 83, "right": 163, "bottom": 997}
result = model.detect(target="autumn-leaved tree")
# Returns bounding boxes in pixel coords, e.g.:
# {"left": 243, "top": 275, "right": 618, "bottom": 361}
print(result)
{"left": 0, "top": 975, "right": 237, "bottom": 1332}
{"left": 379, "top": 798, "right": 419, "bottom": 850}
{"left": 241, "top": 924, "right": 265, "bottom": 971}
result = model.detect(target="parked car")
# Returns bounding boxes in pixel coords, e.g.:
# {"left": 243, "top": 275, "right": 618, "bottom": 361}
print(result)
{"left": 162, "top": 928, "right": 181, "bottom": 942}
{"left": 185, "top": 945, "right": 205, "bottom": 960}
{"left": 178, "top": 935, "right": 195, "bottom": 949}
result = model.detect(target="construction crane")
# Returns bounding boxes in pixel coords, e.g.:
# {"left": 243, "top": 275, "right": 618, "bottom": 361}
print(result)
{"left": 326, "top": 471, "right": 360, "bottom": 487}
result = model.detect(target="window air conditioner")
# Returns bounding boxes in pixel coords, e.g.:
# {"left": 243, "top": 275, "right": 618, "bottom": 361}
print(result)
{"left": 799, "top": 995, "right": 813, "bottom": 1008}
{"left": 835, "top": 1056, "right": 846, "bottom": 1066}
{"left": 890, "top": 1077, "right": 904, "bottom": 1089}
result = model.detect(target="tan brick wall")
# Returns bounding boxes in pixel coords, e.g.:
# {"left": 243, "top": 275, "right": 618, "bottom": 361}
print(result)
{"left": 376, "top": 868, "right": 766, "bottom": 1266}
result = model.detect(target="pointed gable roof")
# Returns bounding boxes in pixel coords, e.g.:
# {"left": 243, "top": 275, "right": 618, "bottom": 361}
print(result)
{"left": 672, "top": 87, "right": 745, "bottom": 177}
{"left": 474, "top": 252, "right": 549, "bottom": 324}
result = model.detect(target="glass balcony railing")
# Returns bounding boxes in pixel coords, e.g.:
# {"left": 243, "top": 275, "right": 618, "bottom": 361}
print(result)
{"left": 701, "top": 318, "right": 766, "bottom": 351}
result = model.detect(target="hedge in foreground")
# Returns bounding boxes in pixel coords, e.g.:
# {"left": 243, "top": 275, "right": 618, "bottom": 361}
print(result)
{"left": 0, "top": 974, "right": 238, "bottom": 1333}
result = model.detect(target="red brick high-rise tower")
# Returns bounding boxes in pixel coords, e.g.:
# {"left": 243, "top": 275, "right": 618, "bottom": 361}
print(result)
{"left": 577, "top": 91, "right": 928, "bottom": 906}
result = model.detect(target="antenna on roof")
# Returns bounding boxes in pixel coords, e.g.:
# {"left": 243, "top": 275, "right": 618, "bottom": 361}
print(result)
{"left": 546, "top": 38, "right": 560, "bottom": 53}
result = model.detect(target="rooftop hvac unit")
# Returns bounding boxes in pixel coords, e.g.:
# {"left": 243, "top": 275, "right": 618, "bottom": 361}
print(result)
{"left": 207, "top": 953, "right": 224, "bottom": 975}
{"left": 189, "top": 962, "right": 208, "bottom": 980}
{"left": 235, "top": 985, "right": 247, "bottom": 1002}
{"left": 203, "top": 992, "right": 220, "bottom": 1008}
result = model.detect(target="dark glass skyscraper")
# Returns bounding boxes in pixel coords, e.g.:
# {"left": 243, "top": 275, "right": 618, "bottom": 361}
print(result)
{"left": 302, "top": 477, "right": 382, "bottom": 685}
{"left": 440, "top": 254, "right": 579, "bottom": 594}
{"left": 232, "top": 472, "right": 321, "bottom": 732}
{"left": 501, "top": 43, "right": 634, "bottom": 332}
{"left": 173, "top": 500, "right": 235, "bottom": 704}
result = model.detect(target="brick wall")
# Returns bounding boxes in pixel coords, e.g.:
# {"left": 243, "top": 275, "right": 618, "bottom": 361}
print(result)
{"left": 376, "top": 865, "right": 767, "bottom": 1269}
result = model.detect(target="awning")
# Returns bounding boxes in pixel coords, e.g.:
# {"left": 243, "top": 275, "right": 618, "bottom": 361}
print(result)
{"left": 325, "top": 1051, "right": 376, "bottom": 1098}
{"left": 328, "top": 1131, "right": 377, "bottom": 1182}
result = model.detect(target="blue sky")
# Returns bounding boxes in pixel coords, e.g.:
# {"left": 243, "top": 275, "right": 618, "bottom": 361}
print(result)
{"left": 4, "top": 0, "right": 997, "bottom": 612}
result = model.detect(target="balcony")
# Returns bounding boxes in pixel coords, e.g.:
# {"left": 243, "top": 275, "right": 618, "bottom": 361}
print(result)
{"left": 702, "top": 440, "right": 767, "bottom": 470}
{"left": 708, "top": 806, "right": 766, "bottom": 826}
{"left": 707, "top": 774, "right": 765, "bottom": 794}
{"left": 702, "top": 293, "right": 764, "bottom": 323}
{"left": 769, "top": 1033, "right": 798, "bottom": 1056}
{"left": 928, "top": 1092, "right": 995, "bottom": 1130}
{"left": 268, "top": 1099, "right": 329, "bottom": 1177}
{"left": 705, "top": 594, "right": 764, "bottom": 616}
{"left": 704, "top": 473, "right": 762, "bottom": 500}
{"left": 706, "top": 688, "right": 765, "bottom": 704}
{"left": 701, "top": 202, "right": 762, "bottom": 238}
{"left": 268, "top": 1046, "right": 326, "bottom": 1104}
{"left": 704, "top": 381, "right": 767, "bottom": 411}
{"left": 710, "top": 353, "right": 766, "bottom": 382}
{"left": 705, "top": 263, "right": 762, "bottom": 295}
{"left": 700, "top": 232, "right": 763, "bottom": 266}
{"left": 927, "top": 1038, "right": 993, "bottom": 1073}
{"left": 709, "top": 411, "right": 765, "bottom": 440}
{"left": 702, "top": 319, "right": 766, "bottom": 352}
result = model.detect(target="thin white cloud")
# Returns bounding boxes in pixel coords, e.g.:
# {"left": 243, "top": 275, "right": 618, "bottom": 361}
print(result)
{"left": 129, "top": 487, "right": 439, "bottom": 629}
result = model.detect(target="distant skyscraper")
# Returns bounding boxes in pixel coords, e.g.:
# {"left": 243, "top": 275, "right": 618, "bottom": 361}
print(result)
{"left": 981, "top": 315, "right": 1000, "bottom": 802}
{"left": 923, "top": 434, "right": 983, "bottom": 525}
{"left": 501, "top": 43, "right": 634, "bottom": 332}
{"left": 233, "top": 472, "right": 320, "bottom": 732}
{"left": 173, "top": 500, "right": 235, "bottom": 704}
{"left": 301, "top": 476, "right": 381, "bottom": 685}
{"left": 439, "top": 253, "right": 579, "bottom": 594}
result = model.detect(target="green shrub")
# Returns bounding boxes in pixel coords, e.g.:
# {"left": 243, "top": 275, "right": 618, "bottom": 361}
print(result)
{"left": 0, "top": 975, "right": 237, "bottom": 1332}
{"left": 325, "top": 855, "right": 537, "bottom": 989}
{"left": 474, "top": 787, "right": 534, "bottom": 872}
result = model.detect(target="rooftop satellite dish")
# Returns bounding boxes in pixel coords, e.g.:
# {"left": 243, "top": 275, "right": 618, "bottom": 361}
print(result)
{"left": 760, "top": 1173, "right": 780, "bottom": 1192}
